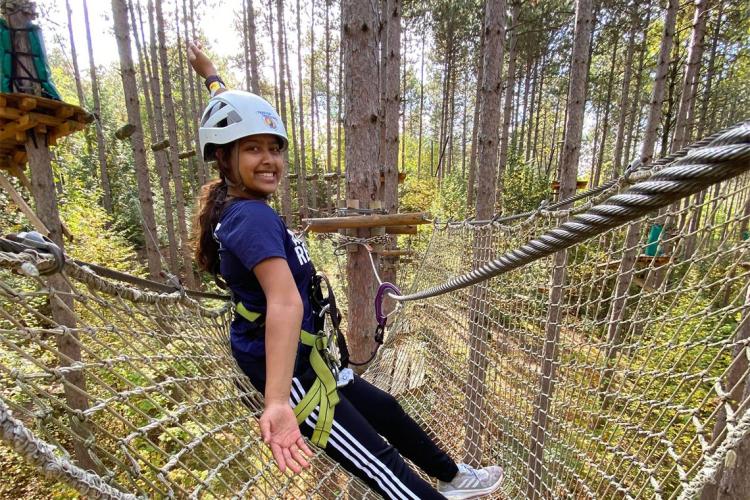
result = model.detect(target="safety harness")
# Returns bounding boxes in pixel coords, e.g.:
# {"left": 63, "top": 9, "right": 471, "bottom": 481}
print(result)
{"left": 233, "top": 267, "right": 346, "bottom": 448}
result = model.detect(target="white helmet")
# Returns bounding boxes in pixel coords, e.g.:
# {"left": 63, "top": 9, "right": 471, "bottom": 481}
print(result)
{"left": 199, "top": 90, "right": 288, "bottom": 161}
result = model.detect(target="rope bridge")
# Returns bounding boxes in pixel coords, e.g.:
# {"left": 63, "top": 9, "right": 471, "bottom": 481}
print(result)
{"left": 1, "top": 122, "right": 749, "bottom": 498}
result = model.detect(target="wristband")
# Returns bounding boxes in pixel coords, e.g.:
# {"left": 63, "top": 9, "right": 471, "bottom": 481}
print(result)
{"left": 204, "top": 75, "right": 225, "bottom": 92}
{"left": 208, "top": 81, "right": 223, "bottom": 96}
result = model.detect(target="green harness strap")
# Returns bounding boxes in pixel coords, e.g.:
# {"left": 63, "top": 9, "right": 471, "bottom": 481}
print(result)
{"left": 235, "top": 302, "right": 339, "bottom": 447}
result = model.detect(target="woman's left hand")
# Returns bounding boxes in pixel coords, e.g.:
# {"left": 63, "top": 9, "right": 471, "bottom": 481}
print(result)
{"left": 187, "top": 41, "right": 217, "bottom": 79}
{"left": 260, "top": 401, "right": 314, "bottom": 474}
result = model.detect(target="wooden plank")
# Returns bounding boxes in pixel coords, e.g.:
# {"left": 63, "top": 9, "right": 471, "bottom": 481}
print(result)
{"left": 0, "top": 171, "right": 50, "bottom": 236}
{"left": 55, "top": 106, "right": 75, "bottom": 119}
{"left": 304, "top": 211, "right": 430, "bottom": 232}
{"left": 385, "top": 225, "right": 418, "bottom": 235}
{"left": 19, "top": 97, "right": 37, "bottom": 111}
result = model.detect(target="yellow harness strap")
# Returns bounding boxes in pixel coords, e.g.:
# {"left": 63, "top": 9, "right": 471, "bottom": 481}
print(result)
{"left": 236, "top": 302, "right": 339, "bottom": 447}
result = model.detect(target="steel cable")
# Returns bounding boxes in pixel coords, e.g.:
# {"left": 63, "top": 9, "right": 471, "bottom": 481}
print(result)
{"left": 393, "top": 121, "right": 750, "bottom": 302}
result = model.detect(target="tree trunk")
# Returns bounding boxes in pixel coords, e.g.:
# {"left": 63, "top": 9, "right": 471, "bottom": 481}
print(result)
{"left": 466, "top": 13, "right": 486, "bottom": 208}
{"left": 156, "top": 1, "right": 192, "bottom": 285}
{"left": 283, "top": 38, "right": 302, "bottom": 222}
{"left": 268, "top": 0, "right": 280, "bottom": 110}
{"left": 612, "top": 6, "right": 638, "bottom": 177}
{"left": 246, "top": 0, "right": 261, "bottom": 94}
{"left": 144, "top": 0, "right": 179, "bottom": 275}
{"left": 641, "top": 0, "right": 677, "bottom": 166}
{"left": 336, "top": 5, "right": 343, "bottom": 205}
{"left": 400, "top": 28, "right": 407, "bottom": 174}
{"left": 599, "top": 0, "right": 677, "bottom": 434}
{"left": 83, "top": 0, "right": 112, "bottom": 213}
{"left": 671, "top": 0, "right": 709, "bottom": 152}
{"left": 296, "top": 0, "right": 308, "bottom": 218}
{"left": 112, "top": 0, "right": 161, "bottom": 278}
{"left": 497, "top": 0, "right": 518, "bottom": 204}
{"left": 531, "top": 55, "right": 545, "bottom": 175}
{"left": 343, "top": 0, "right": 382, "bottom": 367}
{"left": 310, "top": 0, "right": 318, "bottom": 212}
{"left": 381, "top": 0, "right": 401, "bottom": 285}
{"left": 325, "top": 0, "right": 334, "bottom": 212}
{"left": 593, "top": 34, "right": 619, "bottom": 187}
{"left": 5, "top": 3, "right": 96, "bottom": 471}
{"left": 184, "top": 0, "right": 206, "bottom": 186}
{"left": 242, "top": 0, "right": 251, "bottom": 89}
{"left": 275, "top": 0, "right": 292, "bottom": 221}
{"left": 660, "top": 30, "right": 680, "bottom": 158}
{"left": 463, "top": 0, "right": 505, "bottom": 466}
{"left": 527, "top": 0, "right": 592, "bottom": 496}
{"left": 624, "top": 9, "right": 650, "bottom": 165}
{"left": 702, "top": 283, "right": 750, "bottom": 500}
{"left": 697, "top": 4, "right": 721, "bottom": 139}
{"left": 525, "top": 58, "right": 538, "bottom": 165}
{"left": 174, "top": 1, "right": 198, "bottom": 196}
{"left": 65, "top": 0, "right": 85, "bottom": 108}
{"left": 417, "top": 35, "right": 425, "bottom": 177}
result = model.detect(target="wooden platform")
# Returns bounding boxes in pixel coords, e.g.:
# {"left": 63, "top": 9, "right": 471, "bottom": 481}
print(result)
{"left": 551, "top": 179, "right": 588, "bottom": 192}
{"left": 0, "top": 93, "right": 92, "bottom": 172}
{"left": 636, "top": 255, "right": 670, "bottom": 267}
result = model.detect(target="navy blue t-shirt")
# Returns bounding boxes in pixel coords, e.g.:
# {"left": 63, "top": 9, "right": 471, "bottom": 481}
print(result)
{"left": 215, "top": 200, "right": 314, "bottom": 358}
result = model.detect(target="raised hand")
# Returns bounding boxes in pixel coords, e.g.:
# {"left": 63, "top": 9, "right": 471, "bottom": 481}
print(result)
{"left": 187, "top": 41, "right": 217, "bottom": 79}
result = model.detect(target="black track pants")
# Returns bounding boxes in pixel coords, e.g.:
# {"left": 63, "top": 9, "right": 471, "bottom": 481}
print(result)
{"left": 235, "top": 352, "right": 458, "bottom": 499}
{"left": 291, "top": 375, "right": 457, "bottom": 499}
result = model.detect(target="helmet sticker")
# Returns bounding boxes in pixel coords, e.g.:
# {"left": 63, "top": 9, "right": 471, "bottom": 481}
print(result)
{"left": 258, "top": 111, "right": 278, "bottom": 129}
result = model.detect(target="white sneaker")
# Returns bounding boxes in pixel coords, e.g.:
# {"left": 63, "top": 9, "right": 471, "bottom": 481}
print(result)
{"left": 437, "top": 463, "right": 504, "bottom": 499}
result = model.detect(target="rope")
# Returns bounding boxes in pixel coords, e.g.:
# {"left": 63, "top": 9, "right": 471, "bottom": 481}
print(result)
{"left": 0, "top": 399, "right": 136, "bottom": 500}
{"left": 393, "top": 121, "right": 750, "bottom": 302}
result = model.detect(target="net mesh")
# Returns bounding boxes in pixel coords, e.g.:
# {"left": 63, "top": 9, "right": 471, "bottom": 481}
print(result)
{"left": 367, "top": 174, "right": 750, "bottom": 499}
{"left": 0, "top": 169, "right": 749, "bottom": 497}
{"left": 0, "top": 256, "right": 374, "bottom": 498}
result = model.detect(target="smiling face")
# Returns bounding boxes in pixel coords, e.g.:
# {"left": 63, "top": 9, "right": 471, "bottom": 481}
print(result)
{"left": 224, "top": 134, "right": 284, "bottom": 198}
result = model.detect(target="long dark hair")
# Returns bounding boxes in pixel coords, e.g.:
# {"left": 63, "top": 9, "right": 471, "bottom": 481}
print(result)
{"left": 193, "top": 144, "right": 233, "bottom": 275}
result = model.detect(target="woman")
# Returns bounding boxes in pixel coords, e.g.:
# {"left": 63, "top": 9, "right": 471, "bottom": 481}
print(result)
{"left": 189, "top": 42, "right": 502, "bottom": 499}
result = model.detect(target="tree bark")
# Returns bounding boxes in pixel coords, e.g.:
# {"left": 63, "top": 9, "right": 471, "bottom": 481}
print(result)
{"left": 174, "top": 1, "right": 198, "bottom": 195}
{"left": 463, "top": 0, "right": 506, "bottom": 466}
{"left": 143, "top": 0, "right": 179, "bottom": 274}
{"left": 310, "top": 0, "right": 318, "bottom": 211}
{"left": 5, "top": 3, "right": 96, "bottom": 471}
{"left": 275, "top": 0, "right": 292, "bottom": 221}
{"left": 624, "top": 9, "right": 650, "bottom": 165}
{"left": 183, "top": 0, "right": 206, "bottom": 186}
{"left": 296, "top": 0, "right": 307, "bottom": 218}
{"left": 671, "top": 0, "right": 709, "bottom": 152}
{"left": 697, "top": 3, "right": 721, "bottom": 139}
{"left": 466, "top": 13, "right": 485, "bottom": 208}
{"left": 112, "top": 0, "right": 161, "bottom": 278}
{"left": 497, "top": 1, "right": 518, "bottom": 206}
{"left": 593, "top": 34, "right": 619, "bottom": 187}
{"left": 83, "top": 0, "right": 113, "bottom": 214}
{"left": 247, "top": 0, "right": 261, "bottom": 94}
{"left": 527, "top": 0, "right": 592, "bottom": 496}
{"left": 342, "top": 0, "right": 382, "bottom": 367}
{"left": 641, "top": 0, "right": 678, "bottom": 165}
{"left": 417, "top": 35, "right": 425, "bottom": 177}
{"left": 381, "top": 0, "right": 401, "bottom": 285}
{"left": 612, "top": 6, "right": 638, "bottom": 177}
{"left": 155, "top": 0, "right": 195, "bottom": 286}
{"left": 325, "top": 0, "right": 334, "bottom": 212}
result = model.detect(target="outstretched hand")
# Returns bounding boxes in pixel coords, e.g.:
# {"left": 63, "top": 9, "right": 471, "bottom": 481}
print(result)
{"left": 259, "top": 401, "right": 313, "bottom": 474}
{"left": 187, "top": 41, "right": 217, "bottom": 79}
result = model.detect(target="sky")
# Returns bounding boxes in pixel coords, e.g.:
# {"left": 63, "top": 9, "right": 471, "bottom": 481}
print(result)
{"left": 40, "top": 1, "right": 252, "bottom": 80}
